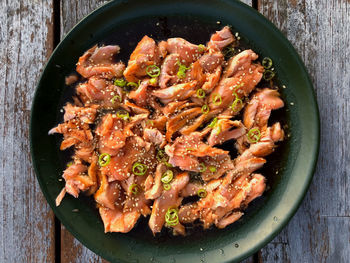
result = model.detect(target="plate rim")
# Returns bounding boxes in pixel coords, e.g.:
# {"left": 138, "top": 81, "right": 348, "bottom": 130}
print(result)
{"left": 30, "top": 0, "right": 320, "bottom": 262}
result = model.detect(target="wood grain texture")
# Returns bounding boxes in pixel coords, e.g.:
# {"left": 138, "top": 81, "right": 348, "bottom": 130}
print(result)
{"left": 59, "top": 1, "right": 110, "bottom": 262}
{"left": 0, "top": 1, "right": 55, "bottom": 262}
{"left": 258, "top": 0, "right": 350, "bottom": 262}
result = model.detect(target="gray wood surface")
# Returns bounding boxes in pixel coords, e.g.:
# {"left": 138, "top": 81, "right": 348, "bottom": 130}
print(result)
{"left": 1, "top": 0, "right": 349, "bottom": 262}
{"left": 0, "top": 1, "right": 55, "bottom": 262}
{"left": 258, "top": 0, "right": 350, "bottom": 262}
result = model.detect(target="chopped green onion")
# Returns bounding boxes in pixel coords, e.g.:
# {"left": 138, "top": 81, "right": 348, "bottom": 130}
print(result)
{"left": 116, "top": 109, "right": 130, "bottom": 120}
{"left": 197, "top": 188, "right": 207, "bottom": 198}
{"left": 127, "top": 81, "right": 139, "bottom": 88}
{"left": 163, "top": 183, "right": 171, "bottom": 191}
{"left": 201, "top": 104, "right": 210, "bottom": 114}
{"left": 208, "top": 117, "right": 218, "bottom": 128}
{"left": 146, "top": 65, "right": 161, "bottom": 78}
{"left": 132, "top": 162, "right": 148, "bottom": 176}
{"left": 129, "top": 183, "right": 141, "bottom": 195}
{"left": 209, "top": 166, "right": 217, "bottom": 173}
{"left": 212, "top": 93, "right": 222, "bottom": 106}
{"left": 196, "top": 88, "right": 206, "bottom": 99}
{"left": 66, "top": 161, "right": 73, "bottom": 167}
{"left": 198, "top": 44, "right": 206, "bottom": 52}
{"left": 262, "top": 57, "right": 273, "bottom": 69}
{"left": 247, "top": 128, "right": 261, "bottom": 143}
{"left": 156, "top": 149, "right": 167, "bottom": 162}
{"left": 165, "top": 208, "right": 179, "bottom": 226}
{"left": 149, "top": 77, "right": 157, "bottom": 85}
{"left": 111, "top": 95, "right": 122, "bottom": 104}
{"left": 98, "top": 153, "right": 111, "bottom": 167}
{"left": 114, "top": 78, "right": 126, "bottom": 87}
{"left": 199, "top": 163, "right": 207, "bottom": 173}
{"left": 161, "top": 170, "right": 174, "bottom": 184}
{"left": 263, "top": 70, "right": 275, "bottom": 81}
{"left": 176, "top": 61, "right": 190, "bottom": 79}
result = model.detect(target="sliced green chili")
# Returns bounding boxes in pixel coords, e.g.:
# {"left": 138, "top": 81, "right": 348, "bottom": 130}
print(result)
{"left": 209, "top": 165, "right": 217, "bottom": 173}
{"left": 165, "top": 208, "right": 179, "bottom": 226}
{"left": 199, "top": 163, "right": 207, "bottom": 173}
{"left": 132, "top": 162, "right": 148, "bottom": 176}
{"left": 163, "top": 183, "right": 171, "bottom": 191}
{"left": 116, "top": 109, "right": 129, "bottom": 120}
{"left": 262, "top": 57, "right": 273, "bottom": 69}
{"left": 201, "top": 104, "right": 210, "bottom": 114}
{"left": 196, "top": 88, "right": 206, "bottom": 99}
{"left": 149, "top": 77, "right": 157, "bottom": 85}
{"left": 146, "top": 65, "right": 161, "bottom": 78}
{"left": 98, "top": 153, "right": 111, "bottom": 167}
{"left": 129, "top": 184, "right": 140, "bottom": 195}
{"left": 212, "top": 93, "right": 222, "bottom": 106}
{"left": 197, "top": 188, "right": 207, "bottom": 198}
{"left": 247, "top": 128, "right": 261, "bottom": 143}
{"left": 114, "top": 78, "right": 126, "bottom": 87}
{"left": 263, "top": 70, "right": 275, "bottom": 81}
{"left": 161, "top": 170, "right": 174, "bottom": 184}
{"left": 111, "top": 95, "right": 122, "bottom": 104}
{"left": 208, "top": 117, "right": 218, "bottom": 128}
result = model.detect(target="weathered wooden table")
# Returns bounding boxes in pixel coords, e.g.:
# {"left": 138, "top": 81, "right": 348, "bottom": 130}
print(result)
{"left": 1, "top": 0, "right": 349, "bottom": 262}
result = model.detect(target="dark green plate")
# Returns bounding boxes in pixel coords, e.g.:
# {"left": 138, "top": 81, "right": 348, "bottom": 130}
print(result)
{"left": 30, "top": 0, "right": 320, "bottom": 262}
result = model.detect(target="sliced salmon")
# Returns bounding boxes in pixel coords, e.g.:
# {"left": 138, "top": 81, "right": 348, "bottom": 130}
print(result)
{"left": 166, "top": 38, "right": 204, "bottom": 63}
{"left": 207, "top": 119, "right": 246, "bottom": 146}
{"left": 100, "top": 136, "right": 156, "bottom": 181}
{"left": 124, "top": 36, "right": 160, "bottom": 82}
{"left": 153, "top": 81, "right": 197, "bottom": 104}
{"left": 76, "top": 45, "right": 125, "bottom": 79}
{"left": 207, "top": 26, "right": 235, "bottom": 52}
{"left": 149, "top": 172, "right": 189, "bottom": 235}
{"left": 243, "top": 88, "right": 284, "bottom": 131}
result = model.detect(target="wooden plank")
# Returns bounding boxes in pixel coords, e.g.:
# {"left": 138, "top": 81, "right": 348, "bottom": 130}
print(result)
{"left": 258, "top": 0, "right": 350, "bottom": 261}
{"left": 0, "top": 1, "right": 55, "bottom": 262}
{"left": 59, "top": 1, "right": 110, "bottom": 262}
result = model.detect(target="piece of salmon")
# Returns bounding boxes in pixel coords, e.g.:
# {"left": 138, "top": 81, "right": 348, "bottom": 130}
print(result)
{"left": 243, "top": 88, "right": 284, "bottom": 131}
{"left": 144, "top": 163, "right": 167, "bottom": 200}
{"left": 95, "top": 114, "right": 126, "bottom": 156}
{"left": 124, "top": 36, "right": 162, "bottom": 82}
{"left": 56, "top": 162, "right": 95, "bottom": 204}
{"left": 165, "top": 133, "right": 228, "bottom": 171}
{"left": 149, "top": 172, "right": 189, "bottom": 235}
{"left": 99, "top": 206, "right": 140, "bottom": 233}
{"left": 207, "top": 119, "right": 246, "bottom": 146}
{"left": 49, "top": 119, "right": 93, "bottom": 150}
{"left": 207, "top": 26, "right": 235, "bottom": 52}
{"left": 153, "top": 81, "right": 198, "bottom": 104}
{"left": 159, "top": 54, "right": 181, "bottom": 89}
{"left": 76, "top": 45, "right": 125, "bottom": 79}
{"left": 165, "top": 107, "right": 203, "bottom": 142}
{"left": 166, "top": 38, "right": 204, "bottom": 63}
{"left": 143, "top": 128, "right": 166, "bottom": 148}
{"left": 209, "top": 50, "right": 264, "bottom": 111}
{"left": 100, "top": 136, "right": 156, "bottom": 181}
{"left": 128, "top": 79, "right": 150, "bottom": 107}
